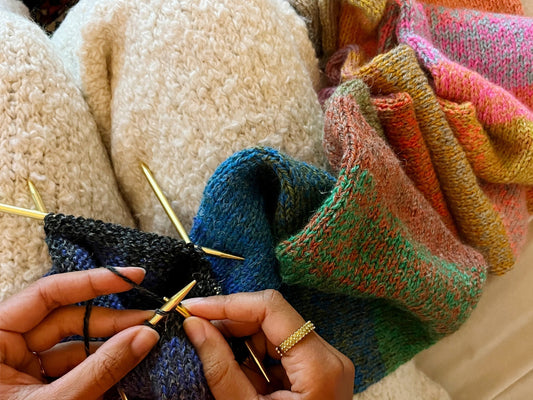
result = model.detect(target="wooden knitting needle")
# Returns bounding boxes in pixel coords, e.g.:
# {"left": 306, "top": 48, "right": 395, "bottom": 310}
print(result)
{"left": 139, "top": 162, "right": 244, "bottom": 261}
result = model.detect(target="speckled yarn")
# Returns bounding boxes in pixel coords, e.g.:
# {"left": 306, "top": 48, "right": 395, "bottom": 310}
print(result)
{"left": 190, "top": 136, "right": 487, "bottom": 391}
{"left": 341, "top": 45, "right": 530, "bottom": 274}
{"left": 44, "top": 213, "right": 219, "bottom": 400}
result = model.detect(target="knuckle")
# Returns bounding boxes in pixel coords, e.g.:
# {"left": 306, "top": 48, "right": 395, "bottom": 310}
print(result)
{"left": 262, "top": 289, "right": 285, "bottom": 307}
{"left": 91, "top": 350, "right": 121, "bottom": 390}
{"left": 36, "top": 279, "right": 62, "bottom": 311}
{"left": 202, "top": 358, "right": 232, "bottom": 389}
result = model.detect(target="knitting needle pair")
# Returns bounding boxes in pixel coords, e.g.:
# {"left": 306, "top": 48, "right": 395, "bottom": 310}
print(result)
{"left": 145, "top": 279, "right": 271, "bottom": 384}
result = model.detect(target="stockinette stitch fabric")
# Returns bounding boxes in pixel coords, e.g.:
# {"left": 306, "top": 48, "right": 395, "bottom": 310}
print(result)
{"left": 339, "top": 0, "right": 533, "bottom": 210}
{"left": 0, "top": 3, "right": 133, "bottom": 302}
{"left": 286, "top": 0, "right": 341, "bottom": 62}
{"left": 190, "top": 147, "right": 336, "bottom": 294}
{"left": 190, "top": 139, "right": 486, "bottom": 391}
{"left": 340, "top": 44, "right": 530, "bottom": 274}
{"left": 50, "top": 0, "right": 326, "bottom": 237}
{"left": 44, "top": 213, "right": 219, "bottom": 400}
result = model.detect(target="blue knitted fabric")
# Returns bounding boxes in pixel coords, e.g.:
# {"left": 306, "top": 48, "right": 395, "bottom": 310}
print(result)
{"left": 190, "top": 147, "right": 336, "bottom": 294}
{"left": 44, "top": 214, "right": 218, "bottom": 400}
{"left": 190, "top": 147, "right": 438, "bottom": 392}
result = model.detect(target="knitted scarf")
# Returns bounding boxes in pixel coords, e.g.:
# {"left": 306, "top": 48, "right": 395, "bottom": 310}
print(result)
{"left": 190, "top": 129, "right": 487, "bottom": 392}
{"left": 44, "top": 213, "right": 219, "bottom": 400}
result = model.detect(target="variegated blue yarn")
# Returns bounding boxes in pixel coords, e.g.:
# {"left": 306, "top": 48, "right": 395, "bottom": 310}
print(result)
{"left": 190, "top": 147, "right": 336, "bottom": 294}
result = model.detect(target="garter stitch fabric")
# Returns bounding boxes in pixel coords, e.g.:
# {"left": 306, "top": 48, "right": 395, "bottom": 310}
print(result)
{"left": 0, "top": 5, "right": 133, "bottom": 301}
{"left": 190, "top": 142, "right": 486, "bottom": 391}
{"left": 44, "top": 213, "right": 219, "bottom": 400}
{"left": 342, "top": 45, "right": 530, "bottom": 274}
{"left": 51, "top": 0, "right": 325, "bottom": 236}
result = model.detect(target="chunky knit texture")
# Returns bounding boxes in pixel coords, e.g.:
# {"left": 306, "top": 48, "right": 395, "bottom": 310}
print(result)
{"left": 44, "top": 213, "right": 219, "bottom": 400}
{"left": 51, "top": 0, "right": 326, "bottom": 236}
{"left": 0, "top": 4, "right": 133, "bottom": 301}
{"left": 340, "top": 44, "right": 530, "bottom": 274}
{"left": 190, "top": 137, "right": 487, "bottom": 391}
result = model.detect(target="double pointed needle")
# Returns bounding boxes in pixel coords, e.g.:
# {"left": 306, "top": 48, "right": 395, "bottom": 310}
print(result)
{"left": 140, "top": 162, "right": 243, "bottom": 261}
{"left": 27, "top": 180, "right": 47, "bottom": 212}
{"left": 146, "top": 280, "right": 197, "bottom": 328}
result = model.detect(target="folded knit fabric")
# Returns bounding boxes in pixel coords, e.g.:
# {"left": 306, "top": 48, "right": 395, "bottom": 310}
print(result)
{"left": 341, "top": 44, "right": 530, "bottom": 274}
{"left": 339, "top": 0, "right": 533, "bottom": 209}
{"left": 44, "top": 213, "right": 219, "bottom": 400}
{"left": 190, "top": 123, "right": 486, "bottom": 392}
{"left": 0, "top": 4, "right": 133, "bottom": 302}
{"left": 51, "top": 0, "right": 325, "bottom": 236}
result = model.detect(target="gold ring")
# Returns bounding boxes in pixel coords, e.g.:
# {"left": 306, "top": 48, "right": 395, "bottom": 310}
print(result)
{"left": 275, "top": 321, "right": 315, "bottom": 357}
{"left": 32, "top": 351, "right": 47, "bottom": 380}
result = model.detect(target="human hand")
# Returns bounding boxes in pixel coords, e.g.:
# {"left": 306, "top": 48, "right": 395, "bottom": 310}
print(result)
{"left": 0, "top": 267, "right": 159, "bottom": 400}
{"left": 182, "top": 290, "right": 355, "bottom": 400}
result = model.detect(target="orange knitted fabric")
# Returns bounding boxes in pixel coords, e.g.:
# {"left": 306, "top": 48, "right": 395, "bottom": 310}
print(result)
{"left": 372, "top": 94, "right": 457, "bottom": 235}
{"left": 420, "top": 0, "right": 523, "bottom": 14}
{"left": 338, "top": 3, "right": 379, "bottom": 57}
{"left": 342, "top": 44, "right": 529, "bottom": 274}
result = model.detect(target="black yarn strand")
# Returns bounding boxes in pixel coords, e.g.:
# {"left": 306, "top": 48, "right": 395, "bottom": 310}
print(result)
{"left": 81, "top": 266, "right": 166, "bottom": 359}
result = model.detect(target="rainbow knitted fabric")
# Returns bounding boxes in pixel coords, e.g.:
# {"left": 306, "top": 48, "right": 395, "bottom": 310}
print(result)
{"left": 44, "top": 213, "right": 217, "bottom": 400}
{"left": 190, "top": 139, "right": 487, "bottom": 391}
{"left": 337, "top": 0, "right": 533, "bottom": 221}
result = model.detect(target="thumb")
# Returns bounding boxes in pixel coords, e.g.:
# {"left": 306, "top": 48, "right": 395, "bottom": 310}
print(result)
{"left": 184, "top": 317, "right": 258, "bottom": 400}
{"left": 45, "top": 325, "right": 159, "bottom": 400}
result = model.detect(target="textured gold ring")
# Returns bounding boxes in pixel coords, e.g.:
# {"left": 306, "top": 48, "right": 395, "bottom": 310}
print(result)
{"left": 275, "top": 321, "right": 315, "bottom": 357}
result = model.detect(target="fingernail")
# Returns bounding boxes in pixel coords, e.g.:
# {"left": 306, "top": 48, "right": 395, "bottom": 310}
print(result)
{"left": 183, "top": 317, "right": 206, "bottom": 347}
{"left": 113, "top": 267, "right": 146, "bottom": 275}
{"left": 131, "top": 326, "right": 160, "bottom": 358}
{"left": 181, "top": 297, "right": 204, "bottom": 307}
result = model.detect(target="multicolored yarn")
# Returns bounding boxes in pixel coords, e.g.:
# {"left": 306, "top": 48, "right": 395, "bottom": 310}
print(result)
{"left": 44, "top": 213, "right": 219, "bottom": 400}
{"left": 287, "top": 0, "right": 341, "bottom": 61}
{"left": 371, "top": 93, "right": 457, "bottom": 235}
{"left": 340, "top": 44, "right": 530, "bottom": 274}
{"left": 190, "top": 137, "right": 487, "bottom": 391}
{"left": 279, "top": 79, "right": 487, "bottom": 334}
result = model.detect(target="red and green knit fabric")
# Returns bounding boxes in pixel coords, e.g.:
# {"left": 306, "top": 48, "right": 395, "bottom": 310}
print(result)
{"left": 277, "top": 78, "right": 487, "bottom": 338}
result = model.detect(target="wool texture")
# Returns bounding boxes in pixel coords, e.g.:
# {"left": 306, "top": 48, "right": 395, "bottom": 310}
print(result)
{"left": 340, "top": 44, "right": 530, "bottom": 274}
{"left": 190, "top": 136, "right": 486, "bottom": 391}
{"left": 0, "top": 5, "right": 133, "bottom": 301}
{"left": 44, "top": 213, "right": 220, "bottom": 400}
{"left": 50, "top": 0, "right": 326, "bottom": 237}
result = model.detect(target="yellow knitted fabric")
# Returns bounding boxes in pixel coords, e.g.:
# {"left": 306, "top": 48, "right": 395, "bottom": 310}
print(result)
{"left": 439, "top": 99, "right": 533, "bottom": 185}
{"left": 346, "top": 0, "right": 387, "bottom": 24}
